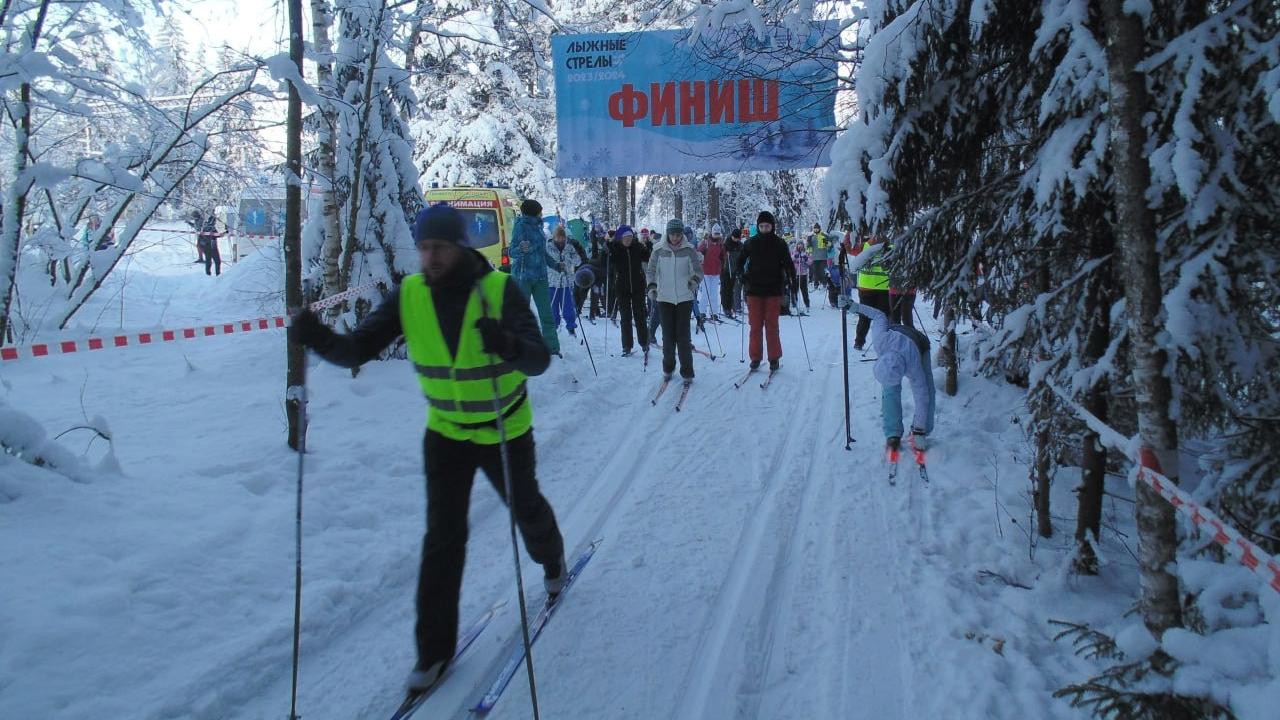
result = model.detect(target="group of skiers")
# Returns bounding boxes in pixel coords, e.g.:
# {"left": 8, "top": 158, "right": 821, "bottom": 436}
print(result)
{"left": 286, "top": 199, "right": 938, "bottom": 700}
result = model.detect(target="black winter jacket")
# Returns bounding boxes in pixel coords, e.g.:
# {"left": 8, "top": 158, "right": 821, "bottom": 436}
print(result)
{"left": 608, "top": 240, "right": 651, "bottom": 295}
{"left": 736, "top": 232, "right": 796, "bottom": 297}
{"left": 307, "top": 250, "right": 550, "bottom": 376}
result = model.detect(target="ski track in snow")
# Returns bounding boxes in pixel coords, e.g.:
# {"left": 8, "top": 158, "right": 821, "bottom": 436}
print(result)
{"left": 6, "top": 237, "right": 1123, "bottom": 720}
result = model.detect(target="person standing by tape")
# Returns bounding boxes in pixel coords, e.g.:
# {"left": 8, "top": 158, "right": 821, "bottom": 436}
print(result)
{"left": 288, "top": 204, "right": 567, "bottom": 693}
{"left": 197, "top": 211, "right": 222, "bottom": 276}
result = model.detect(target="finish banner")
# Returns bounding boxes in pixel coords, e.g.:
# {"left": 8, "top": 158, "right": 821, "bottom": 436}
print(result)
{"left": 551, "top": 24, "right": 838, "bottom": 178}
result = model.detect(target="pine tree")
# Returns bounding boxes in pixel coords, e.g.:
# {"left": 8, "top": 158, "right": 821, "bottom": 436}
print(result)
{"left": 409, "top": 0, "right": 555, "bottom": 196}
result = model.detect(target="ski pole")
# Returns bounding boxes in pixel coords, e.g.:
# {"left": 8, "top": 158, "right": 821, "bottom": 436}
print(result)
{"left": 697, "top": 306, "right": 716, "bottom": 361}
{"left": 795, "top": 306, "right": 812, "bottom": 371}
{"left": 579, "top": 313, "right": 598, "bottom": 377}
{"left": 603, "top": 251, "right": 611, "bottom": 355}
{"left": 702, "top": 280, "right": 724, "bottom": 356}
{"left": 841, "top": 301, "right": 854, "bottom": 449}
{"left": 739, "top": 299, "right": 745, "bottom": 363}
{"left": 478, "top": 291, "right": 542, "bottom": 720}
{"left": 286, "top": 279, "right": 312, "bottom": 720}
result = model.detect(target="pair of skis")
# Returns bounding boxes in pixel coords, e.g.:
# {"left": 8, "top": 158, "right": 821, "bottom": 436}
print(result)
{"left": 652, "top": 341, "right": 717, "bottom": 361}
{"left": 652, "top": 376, "right": 693, "bottom": 411}
{"left": 388, "top": 540, "right": 602, "bottom": 719}
{"left": 733, "top": 365, "right": 778, "bottom": 390}
{"left": 886, "top": 435, "right": 930, "bottom": 485}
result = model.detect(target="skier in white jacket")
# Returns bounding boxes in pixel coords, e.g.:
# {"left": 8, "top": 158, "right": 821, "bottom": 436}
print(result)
{"left": 843, "top": 298, "right": 936, "bottom": 450}
{"left": 645, "top": 218, "right": 703, "bottom": 383}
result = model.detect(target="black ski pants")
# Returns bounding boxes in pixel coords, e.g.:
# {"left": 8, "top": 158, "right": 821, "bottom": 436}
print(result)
{"left": 616, "top": 288, "right": 648, "bottom": 352}
{"left": 855, "top": 289, "right": 892, "bottom": 347}
{"left": 889, "top": 292, "right": 917, "bottom": 329}
{"left": 659, "top": 300, "right": 694, "bottom": 379}
{"left": 720, "top": 274, "right": 737, "bottom": 318}
{"left": 791, "top": 275, "right": 810, "bottom": 309}
{"left": 417, "top": 429, "right": 564, "bottom": 666}
{"left": 200, "top": 237, "right": 221, "bottom": 276}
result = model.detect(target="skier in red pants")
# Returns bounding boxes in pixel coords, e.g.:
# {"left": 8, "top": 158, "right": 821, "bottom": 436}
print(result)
{"left": 735, "top": 211, "right": 796, "bottom": 371}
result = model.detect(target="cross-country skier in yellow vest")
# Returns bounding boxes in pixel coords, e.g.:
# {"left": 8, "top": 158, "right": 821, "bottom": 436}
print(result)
{"left": 288, "top": 204, "right": 566, "bottom": 694}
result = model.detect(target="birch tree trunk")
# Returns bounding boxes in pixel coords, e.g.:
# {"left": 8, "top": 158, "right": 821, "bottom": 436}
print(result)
{"left": 339, "top": 1, "right": 387, "bottom": 291}
{"left": 311, "top": 0, "right": 344, "bottom": 302}
{"left": 1100, "top": 0, "right": 1182, "bottom": 635}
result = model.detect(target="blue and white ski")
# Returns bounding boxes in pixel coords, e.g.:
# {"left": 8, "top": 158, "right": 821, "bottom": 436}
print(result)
{"left": 472, "top": 539, "right": 603, "bottom": 715}
{"left": 389, "top": 599, "right": 506, "bottom": 719}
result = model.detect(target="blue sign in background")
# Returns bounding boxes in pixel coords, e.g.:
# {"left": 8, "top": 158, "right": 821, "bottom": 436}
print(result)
{"left": 552, "top": 24, "right": 839, "bottom": 178}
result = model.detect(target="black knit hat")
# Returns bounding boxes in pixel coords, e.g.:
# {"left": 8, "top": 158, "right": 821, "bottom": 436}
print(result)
{"left": 521, "top": 199, "right": 542, "bottom": 217}
{"left": 757, "top": 211, "right": 776, "bottom": 226}
{"left": 413, "top": 204, "right": 467, "bottom": 245}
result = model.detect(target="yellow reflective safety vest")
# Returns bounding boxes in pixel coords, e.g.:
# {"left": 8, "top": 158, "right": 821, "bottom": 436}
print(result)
{"left": 400, "top": 271, "right": 532, "bottom": 444}
{"left": 857, "top": 241, "right": 890, "bottom": 291}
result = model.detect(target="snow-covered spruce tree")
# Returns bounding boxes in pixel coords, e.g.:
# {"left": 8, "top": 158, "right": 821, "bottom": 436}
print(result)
{"left": 150, "top": 12, "right": 191, "bottom": 98}
{"left": 308, "top": 0, "right": 346, "bottom": 301}
{"left": 831, "top": 0, "right": 1153, "bottom": 586}
{"left": 824, "top": 0, "right": 1276, "bottom": 715}
{"left": 408, "top": 0, "right": 555, "bottom": 197}
{"left": 316, "top": 0, "right": 422, "bottom": 316}
{"left": 1130, "top": 0, "right": 1280, "bottom": 559}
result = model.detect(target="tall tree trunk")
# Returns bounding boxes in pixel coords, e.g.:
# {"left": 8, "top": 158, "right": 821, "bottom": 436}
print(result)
{"left": 1034, "top": 421, "right": 1053, "bottom": 538}
{"left": 1075, "top": 229, "right": 1114, "bottom": 573}
{"left": 285, "top": 0, "right": 306, "bottom": 450}
{"left": 1101, "top": 0, "right": 1182, "bottom": 634}
{"left": 708, "top": 175, "right": 720, "bottom": 229}
{"left": 674, "top": 181, "right": 684, "bottom": 222}
{"left": 1032, "top": 260, "right": 1053, "bottom": 537}
{"left": 0, "top": 0, "right": 50, "bottom": 345}
{"left": 600, "top": 177, "right": 611, "bottom": 226}
{"left": 941, "top": 307, "right": 958, "bottom": 396}
{"left": 311, "top": 0, "right": 344, "bottom": 303}
{"left": 629, "top": 176, "right": 636, "bottom": 227}
{"left": 616, "top": 177, "right": 628, "bottom": 230}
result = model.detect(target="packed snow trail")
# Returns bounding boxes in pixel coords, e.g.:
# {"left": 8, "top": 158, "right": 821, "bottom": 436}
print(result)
{"left": 6, "top": 233, "right": 1111, "bottom": 720}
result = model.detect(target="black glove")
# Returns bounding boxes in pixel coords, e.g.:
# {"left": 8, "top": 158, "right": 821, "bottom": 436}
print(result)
{"left": 288, "top": 308, "right": 330, "bottom": 349}
{"left": 476, "top": 317, "right": 515, "bottom": 358}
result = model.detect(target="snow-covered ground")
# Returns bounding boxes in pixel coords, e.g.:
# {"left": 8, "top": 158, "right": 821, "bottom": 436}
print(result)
{"left": 1, "top": 225, "right": 1271, "bottom": 719}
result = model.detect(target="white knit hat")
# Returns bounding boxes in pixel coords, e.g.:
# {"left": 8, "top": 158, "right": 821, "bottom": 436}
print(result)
{"left": 711, "top": 223, "right": 723, "bottom": 236}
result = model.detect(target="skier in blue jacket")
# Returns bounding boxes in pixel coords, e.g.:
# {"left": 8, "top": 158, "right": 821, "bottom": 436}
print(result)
{"left": 507, "top": 199, "right": 560, "bottom": 355}
{"left": 845, "top": 299, "right": 936, "bottom": 451}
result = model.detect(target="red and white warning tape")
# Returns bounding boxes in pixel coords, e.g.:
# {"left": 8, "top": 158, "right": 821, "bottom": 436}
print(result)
{"left": 0, "top": 283, "right": 380, "bottom": 363}
{"left": 0, "top": 316, "right": 287, "bottom": 362}
{"left": 1138, "top": 449, "right": 1280, "bottom": 595}
{"left": 310, "top": 282, "right": 378, "bottom": 311}
{"left": 140, "top": 227, "right": 284, "bottom": 241}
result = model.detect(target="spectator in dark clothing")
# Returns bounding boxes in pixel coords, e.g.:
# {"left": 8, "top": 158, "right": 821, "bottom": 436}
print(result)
{"left": 608, "top": 225, "right": 651, "bottom": 355}
{"left": 721, "top": 228, "right": 745, "bottom": 319}
{"left": 187, "top": 210, "right": 206, "bottom": 263}
{"left": 198, "top": 214, "right": 221, "bottom": 276}
{"left": 735, "top": 211, "right": 796, "bottom": 370}
{"left": 288, "top": 204, "right": 565, "bottom": 694}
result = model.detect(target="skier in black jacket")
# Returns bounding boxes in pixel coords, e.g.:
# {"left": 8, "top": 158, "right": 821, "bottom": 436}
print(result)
{"left": 607, "top": 224, "right": 651, "bottom": 355}
{"left": 735, "top": 210, "right": 796, "bottom": 371}
{"left": 288, "top": 204, "right": 567, "bottom": 694}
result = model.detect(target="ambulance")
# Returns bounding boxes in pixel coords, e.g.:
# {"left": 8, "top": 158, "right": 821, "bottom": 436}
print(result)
{"left": 422, "top": 184, "right": 521, "bottom": 271}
